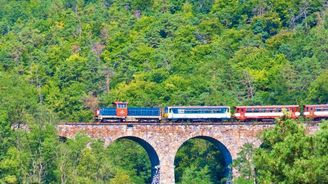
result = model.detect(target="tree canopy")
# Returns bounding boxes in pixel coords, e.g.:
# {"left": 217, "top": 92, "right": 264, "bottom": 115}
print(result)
{"left": 234, "top": 120, "right": 328, "bottom": 184}
{"left": 1, "top": 0, "right": 328, "bottom": 183}
{"left": 1, "top": 0, "right": 327, "bottom": 122}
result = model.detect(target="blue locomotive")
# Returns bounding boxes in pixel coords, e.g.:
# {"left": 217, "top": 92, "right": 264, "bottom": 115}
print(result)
{"left": 95, "top": 102, "right": 162, "bottom": 122}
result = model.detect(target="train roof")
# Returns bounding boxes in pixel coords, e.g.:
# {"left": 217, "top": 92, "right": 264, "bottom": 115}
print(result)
{"left": 166, "top": 106, "right": 230, "bottom": 108}
{"left": 235, "top": 105, "right": 299, "bottom": 108}
{"left": 304, "top": 104, "right": 328, "bottom": 107}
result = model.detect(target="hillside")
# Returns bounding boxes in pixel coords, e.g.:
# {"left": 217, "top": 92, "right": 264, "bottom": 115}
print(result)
{"left": 0, "top": 0, "right": 328, "bottom": 183}
{"left": 1, "top": 0, "right": 327, "bottom": 122}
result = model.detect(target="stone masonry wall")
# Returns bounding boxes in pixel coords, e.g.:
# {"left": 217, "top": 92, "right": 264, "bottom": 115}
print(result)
{"left": 57, "top": 123, "right": 319, "bottom": 184}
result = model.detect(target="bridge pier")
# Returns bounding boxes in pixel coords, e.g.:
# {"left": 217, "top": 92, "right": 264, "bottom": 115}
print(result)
{"left": 158, "top": 155, "right": 175, "bottom": 184}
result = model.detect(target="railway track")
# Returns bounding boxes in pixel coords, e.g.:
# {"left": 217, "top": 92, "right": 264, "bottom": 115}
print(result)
{"left": 63, "top": 121, "right": 321, "bottom": 126}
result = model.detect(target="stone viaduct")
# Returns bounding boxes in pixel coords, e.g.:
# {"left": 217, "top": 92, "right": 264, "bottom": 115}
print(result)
{"left": 57, "top": 123, "right": 319, "bottom": 184}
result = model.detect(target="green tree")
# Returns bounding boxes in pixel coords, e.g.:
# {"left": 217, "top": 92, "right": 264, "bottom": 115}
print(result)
{"left": 175, "top": 139, "right": 226, "bottom": 184}
{"left": 180, "top": 166, "right": 212, "bottom": 184}
{"left": 235, "top": 120, "right": 328, "bottom": 184}
{"left": 308, "top": 70, "right": 328, "bottom": 103}
{"left": 107, "top": 139, "right": 151, "bottom": 184}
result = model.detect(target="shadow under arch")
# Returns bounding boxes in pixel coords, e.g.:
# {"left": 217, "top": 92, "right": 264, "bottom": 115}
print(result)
{"left": 114, "top": 136, "right": 160, "bottom": 182}
{"left": 175, "top": 136, "right": 233, "bottom": 183}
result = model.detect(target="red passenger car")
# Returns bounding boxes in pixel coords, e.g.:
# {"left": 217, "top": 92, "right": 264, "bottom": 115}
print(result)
{"left": 234, "top": 105, "right": 300, "bottom": 121}
{"left": 303, "top": 104, "right": 328, "bottom": 119}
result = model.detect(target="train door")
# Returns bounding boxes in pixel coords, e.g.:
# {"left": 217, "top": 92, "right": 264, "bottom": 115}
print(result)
{"left": 114, "top": 102, "right": 128, "bottom": 117}
{"left": 309, "top": 106, "right": 315, "bottom": 118}
{"left": 290, "top": 107, "right": 296, "bottom": 119}
{"left": 239, "top": 108, "right": 246, "bottom": 121}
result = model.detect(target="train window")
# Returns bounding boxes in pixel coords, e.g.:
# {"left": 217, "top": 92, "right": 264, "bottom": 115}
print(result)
{"left": 317, "top": 107, "right": 328, "bottom": 111}
{"left": 178, "top": 109, "right": 185, "bottom": 114}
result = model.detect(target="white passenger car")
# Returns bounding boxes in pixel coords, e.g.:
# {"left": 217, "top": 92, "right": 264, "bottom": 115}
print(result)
{"left": 164, "top": 106, "right": 231, "bottom": 122}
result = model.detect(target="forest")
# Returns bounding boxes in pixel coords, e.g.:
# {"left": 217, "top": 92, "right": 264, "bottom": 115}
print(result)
{"left": 0, "top": 0, "right": 328, "bottom": 183}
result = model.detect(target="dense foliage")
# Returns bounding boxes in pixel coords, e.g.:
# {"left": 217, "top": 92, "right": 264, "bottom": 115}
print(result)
{"left": 1, "top": 0, "right": 328, "bottom": 183}
{"left": 234, "top": 119, "right": 328, "bottom": 184}
{"left": 175, "top": 139, "right": 226, "bottom": 184}
{"left": 1, "top": 0, "right": 327, "bottom": 121}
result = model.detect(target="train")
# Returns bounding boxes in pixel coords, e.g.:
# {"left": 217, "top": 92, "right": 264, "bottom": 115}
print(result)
{"left": 95, "top": 102, "right": 328, "bottom": 123}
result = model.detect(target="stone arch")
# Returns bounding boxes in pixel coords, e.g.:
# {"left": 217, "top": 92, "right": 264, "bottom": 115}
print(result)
{"left": 111, "top": 136, "right": 160, "bottom": 182}
{"left": 174, "top": 136, "right": 233, "bottom": 182}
